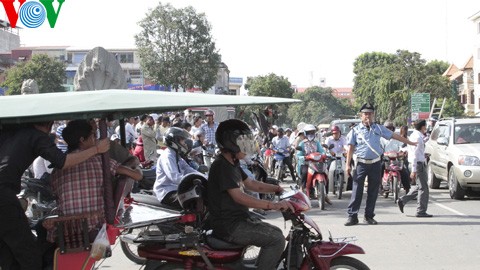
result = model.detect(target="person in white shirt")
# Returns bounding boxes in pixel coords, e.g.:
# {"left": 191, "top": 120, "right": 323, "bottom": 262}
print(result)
{"left": 325, "top": 126, "right": 348, "bottom": 194}
{"left": 153, "top": 127, "right": 198, "bottom": 209}
{"left": 271, "top": 128, "right": 296, "bottom": 183}
{"left": 397, "top": 120, "right": 432, "bottom": 217}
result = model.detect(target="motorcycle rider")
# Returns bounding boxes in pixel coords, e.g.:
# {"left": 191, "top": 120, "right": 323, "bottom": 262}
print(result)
{"left": 271, "top": 128, "right": 296, "bottom": 183}
{"left": 325, "top": 125, "right": 348, "bottom": 194}
{"left": 154, "top": 127, "right": 198, "bottom": 209}
{"left": 382, "top": 121, "right": 411, "bottom": 194}
{"left": 296, "top": 124, "right": 330, "bottom": 204}
{"left": 207, "top": 119, "right": 293, "bottom": 270}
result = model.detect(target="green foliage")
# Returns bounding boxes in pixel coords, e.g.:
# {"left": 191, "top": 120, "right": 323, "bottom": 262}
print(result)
{"left": 135, "top": 2, "right": 221, "bottom": 92}
{"left": 353, "top": 50, "right": 451, "bottom": 124}
{"left": 287, "top": 86, "right": 356, "bottom": 126}
{"left": 244, "top": 73, "right": 294, "bottom": 98}
{"left": 1, "top": 54, "right": 66, "bottom": 95}
{"left": 442, "top": 98, "right": 465, "bottom": 117}
{"left": 236, "top": 74, "right": 294, "bottom": 126}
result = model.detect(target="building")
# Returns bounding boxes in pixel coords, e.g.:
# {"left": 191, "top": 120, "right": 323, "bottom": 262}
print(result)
{"left": 1, "top": 46, "right": 241, "bottom": 95}
{"left": 470, "top": 11, "right": 480, "bottom": 115}
{"left": 443, "top": 57, "right": 475, "bottom": 115}
{"left": 332, "top": 87, "right": 354, "bottom": 104}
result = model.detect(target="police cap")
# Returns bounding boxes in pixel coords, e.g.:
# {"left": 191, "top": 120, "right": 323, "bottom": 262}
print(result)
{"left": 359, "top": 102, "right": 375, "bottom": 113}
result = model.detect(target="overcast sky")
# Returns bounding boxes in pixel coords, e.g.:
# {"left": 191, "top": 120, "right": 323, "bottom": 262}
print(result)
{"left": 4, "top": 0, "right": 480, "bottom": 88}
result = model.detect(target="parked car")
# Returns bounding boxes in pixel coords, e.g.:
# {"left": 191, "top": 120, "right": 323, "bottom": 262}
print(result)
{"left": 425, "top": 118, "right": 480, "bottom": 199}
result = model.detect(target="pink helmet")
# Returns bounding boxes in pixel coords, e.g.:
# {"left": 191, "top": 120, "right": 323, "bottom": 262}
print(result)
{"left": 331, "top": 125, "right": 341, "bottom": 134}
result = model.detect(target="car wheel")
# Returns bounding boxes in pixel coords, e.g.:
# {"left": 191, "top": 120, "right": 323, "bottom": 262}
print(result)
{"left": 427, "top": 162, "right": 441, "bottom": 189}
{"left": 448, "top": 167, "right": 465, "bottom": 200}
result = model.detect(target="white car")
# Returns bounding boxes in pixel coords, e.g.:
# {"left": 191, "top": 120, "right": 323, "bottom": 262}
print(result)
{"left": 425, "top": 118, "right": 480, "bottom": 199}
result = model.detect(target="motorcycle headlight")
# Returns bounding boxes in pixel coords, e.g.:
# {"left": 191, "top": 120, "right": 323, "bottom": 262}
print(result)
{"left": 458, "top": 156, "right": 480, "bottom": 166}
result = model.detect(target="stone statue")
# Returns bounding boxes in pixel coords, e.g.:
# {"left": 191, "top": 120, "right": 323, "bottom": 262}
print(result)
{"left": 21, "top": 79, "right": 39, "bottom": 95}
{"left": 74, "top": 47, "right": 128, "bottom": 91}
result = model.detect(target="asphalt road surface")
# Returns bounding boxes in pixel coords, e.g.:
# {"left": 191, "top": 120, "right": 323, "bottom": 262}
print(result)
{"left": 95, "top": 180, "right": 480, "bottom": 270}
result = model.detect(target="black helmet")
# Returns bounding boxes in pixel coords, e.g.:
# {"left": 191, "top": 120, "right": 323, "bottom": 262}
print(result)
{"left": 216, "top": 119, "right": 256, "bottom": 155}
{"left": 165, "top": 127, "right": 192, "bottom": 155}
{"left": 177, "top": 173, "right": 208, "bottom": 212}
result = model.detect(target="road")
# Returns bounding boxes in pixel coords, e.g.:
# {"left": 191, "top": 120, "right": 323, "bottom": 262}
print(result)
{"left": 95, "top": 181, "right": 480, "bottom": 270}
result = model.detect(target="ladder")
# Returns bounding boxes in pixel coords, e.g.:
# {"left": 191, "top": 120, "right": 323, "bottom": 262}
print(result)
{"left": 429, "top": 98, "right": 446, "bottom": 120}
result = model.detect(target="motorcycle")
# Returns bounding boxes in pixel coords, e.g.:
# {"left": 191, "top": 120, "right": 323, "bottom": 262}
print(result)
{"left": 18, "top": 176, "right": 57, "bottom": 226}
{"left": 329, "top": 155, "right": 346, "bottom": 200}
{"left": 273, "top": 148, "right": 288, "bottom": 182}
{"left": 381, "top": 151, "right": 404, "bottom": 203}
{"left": 303, "top": 152, "right": 329, "bottom": 210}
{"left": 134, "top": 188, "right": 370, "bottom": 270}
{"left": 247, "top": 153, "right": 279, "bottom": 201}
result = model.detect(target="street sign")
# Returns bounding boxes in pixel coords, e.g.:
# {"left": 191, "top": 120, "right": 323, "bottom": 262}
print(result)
{"left": 411, "top": 93, "right": 430, "bottom": 120}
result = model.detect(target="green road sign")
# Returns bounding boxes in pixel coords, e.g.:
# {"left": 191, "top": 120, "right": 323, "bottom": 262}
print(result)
{"left": 411, "top": 93, "right": 430, "bottom": 120}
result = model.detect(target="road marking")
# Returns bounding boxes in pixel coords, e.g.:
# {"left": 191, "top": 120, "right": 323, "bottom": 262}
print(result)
{"left": 432, "top": 202, "right": 468, "bottom": 216}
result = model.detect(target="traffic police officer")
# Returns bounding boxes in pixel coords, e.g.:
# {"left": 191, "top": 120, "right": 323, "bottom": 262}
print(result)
{"left": 344, "top": 103, "right": 416, "bottom": 226}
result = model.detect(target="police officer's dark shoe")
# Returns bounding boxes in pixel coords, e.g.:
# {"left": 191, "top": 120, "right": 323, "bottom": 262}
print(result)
{"left": 415, "top": 213, "right": 433, "bottom": 218}
{"left": 344, "top": 217, "right": 359, "bottom": 226}
{"left": 364, "top": 217, "right": 378, "bottom": 225}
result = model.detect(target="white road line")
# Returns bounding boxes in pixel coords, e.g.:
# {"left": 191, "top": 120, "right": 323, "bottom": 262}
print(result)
{"left": 432, "top": 201, "right": 468, "bottom": 216}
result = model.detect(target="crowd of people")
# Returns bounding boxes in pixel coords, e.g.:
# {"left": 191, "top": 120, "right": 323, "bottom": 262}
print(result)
{"left": 0, "top": 103, "right": 437, "bottom": 270}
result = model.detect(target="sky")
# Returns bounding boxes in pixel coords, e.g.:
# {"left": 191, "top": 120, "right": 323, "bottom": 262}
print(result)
{"left": 3, "top": 0, "right": 480, "bottom": 88}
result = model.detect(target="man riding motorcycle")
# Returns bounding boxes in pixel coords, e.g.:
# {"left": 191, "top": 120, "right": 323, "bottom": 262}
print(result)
{"left": 153, "top": 127, "right": 198, "bottom": 209}
{"left": 325, "top": 125, "right": 348, "bottom": 193}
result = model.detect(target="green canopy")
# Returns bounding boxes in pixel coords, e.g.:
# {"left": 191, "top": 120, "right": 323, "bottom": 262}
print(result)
{"left": 0, "top": 90, "right": 301, "bottom": 124}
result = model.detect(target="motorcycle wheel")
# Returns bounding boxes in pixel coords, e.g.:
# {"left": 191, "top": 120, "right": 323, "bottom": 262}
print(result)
{"left": 337, "top": 173, "right": 344, "bottom": 200}
{"left": 276, "top": 163, "right": 284, "bottom": 182}
{"left": 393, "top": 176, "right": 400, "bottom": 203}
{"left": 120, "top": 227, "right": 148, "bottom": 264}
{"left": 330, "top": 256, "right": 370, "bottom": 270}
{"left": 316, "top": 182, "right": 326, "bottom": 210}
{"left": 155, "top": 263, "right": 200, "bottom": 270}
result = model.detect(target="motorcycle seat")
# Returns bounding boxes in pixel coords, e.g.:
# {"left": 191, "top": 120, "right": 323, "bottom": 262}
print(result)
{"left": 205, "top": 235, "right": 244, "bottom": 250}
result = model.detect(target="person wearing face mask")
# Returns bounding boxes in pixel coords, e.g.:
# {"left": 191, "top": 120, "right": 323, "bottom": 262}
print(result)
{"left": 344, "top": 103, "right": 416, "bottom": 226}
{"left": 296, "top": 124, "right": 329, "bottom": 203}
{"left": 271, "top": 128, "right": 296, "bottom": 183}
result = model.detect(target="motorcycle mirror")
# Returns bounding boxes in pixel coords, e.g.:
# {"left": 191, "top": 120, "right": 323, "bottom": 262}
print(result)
{"left": 329, "top": 144, "right": 335, "bottom": 150}
{"left": 321, "top": 144, "right": 328, "bottom": 149}
{"left": 296, "top": 146, "right": 302, "bottom": 151}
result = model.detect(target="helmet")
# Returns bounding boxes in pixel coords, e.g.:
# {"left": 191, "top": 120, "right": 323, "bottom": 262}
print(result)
{"left": 177, "top": 173, "right": 208, "bottom": 212}
{"left": 216, "top": 119, "right": 256, "bottom": 155}
{"left": 164, "top": 127, "right": 192, "bottom": 155}
{"left": 205, "top": 109, "right": 215, "bottom": 117}
{"left": 303, "top": 124, "right": 316, "bottom": 141}
{"left": 331, "top": 125, "right": 341, "bottom": 135}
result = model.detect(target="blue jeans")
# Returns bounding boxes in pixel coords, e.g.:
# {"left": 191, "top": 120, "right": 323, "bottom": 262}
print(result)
{"left": 222, "top": 218, "right": 285, "bottom": 270}
{"left": 347, "top": 161, "right": 382, "bottom": 218}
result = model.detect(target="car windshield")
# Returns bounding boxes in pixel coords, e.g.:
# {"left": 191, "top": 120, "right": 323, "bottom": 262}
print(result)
{"left": 454, "top": 123, "right": 480, "bottom": 144}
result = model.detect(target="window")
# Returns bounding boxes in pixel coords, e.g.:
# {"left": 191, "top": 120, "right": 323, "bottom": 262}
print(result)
{"left": 72, "top": 53, "right": 86, "bottom": 64}
{"left": 478, "top": 72, "right": 480, "bottom": 84}
{"left": 116, "top": 53, "right": 134, "bottom": 63}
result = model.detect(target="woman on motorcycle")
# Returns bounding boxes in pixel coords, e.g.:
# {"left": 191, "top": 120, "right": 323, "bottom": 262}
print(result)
{"left": 296, "top": 124, "right": 330, "bottom": 204}
{"left": 207, "top": 119, "right": 293, "bottom": 270}
{"left": 153, "top": 127, "right": 198, "bottom": 209}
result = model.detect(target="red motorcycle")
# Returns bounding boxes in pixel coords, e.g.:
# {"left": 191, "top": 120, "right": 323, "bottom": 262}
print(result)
{"left": 135, "top": 189, "right": 370, "bottom": 270}
{"left": 304, "top": 152, "right": 329, "bottom": 210}
{"left": 381, "top": 151, "right": 405, "bottom": 203}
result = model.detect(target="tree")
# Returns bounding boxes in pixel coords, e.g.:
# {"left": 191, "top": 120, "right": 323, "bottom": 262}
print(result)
{"left": 237, "top": 74, "right": 294, "bottom": 126}
{"left": 287, "top": 86, "right": 356, "bottom": 126}
{"left": 135, "top": 3, "right": 221, "bottom": 92}
{"left": 352, "top": 50, "right": 451, "bottom": 125}
{"left": 1, "top": 54, "right": 66, "bottom": 95}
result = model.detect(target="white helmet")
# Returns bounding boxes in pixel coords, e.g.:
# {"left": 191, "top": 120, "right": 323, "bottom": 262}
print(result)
{"left": 303, "top": 124, "right": 317, "bottom": 141}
